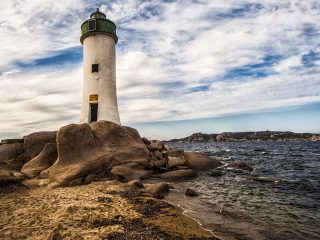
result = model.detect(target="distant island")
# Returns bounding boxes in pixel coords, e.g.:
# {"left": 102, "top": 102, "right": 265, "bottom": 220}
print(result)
{"left": 168, "top": 131, "right": 320, "bottom": 143}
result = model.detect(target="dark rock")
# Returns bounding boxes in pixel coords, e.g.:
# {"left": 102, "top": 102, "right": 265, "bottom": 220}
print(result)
{"left": 40, "top": 121, "right": 149, "bottom": 185}
{"left": 226, "top": 160, "right": 253, "bottom": 171}
{"left": 142, "top": 137, "right": 151, "bottom": 145}
{"left": 85, "top": 173, "right": 97, "bottom": 184}
{"left": 145, "top": 183, "right": 170, "bottom": 198}
{"left": 21, "top": 143, "right": 57, "bottom": 177}
{"left": 184, "top": 152, "right": 221, "bottom": 171}
{"left": 160, "top": 169, "right": 197, "bottom": 181}
{"left": 23, "top": 131, "right": 57, "bottom": 158}
{"left": 185, "top": 188, "right": 199, "bottom": 197}
{"left": 0, "top": 143, "right": 23, "bottom": 162}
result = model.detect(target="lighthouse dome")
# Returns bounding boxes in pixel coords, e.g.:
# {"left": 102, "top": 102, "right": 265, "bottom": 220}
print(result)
{"left": 80, "top": 8, "right": 117, "bottom": 44}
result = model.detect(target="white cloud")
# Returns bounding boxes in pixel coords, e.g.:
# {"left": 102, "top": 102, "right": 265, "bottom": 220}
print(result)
{"left": 0, "top": 0, "right": 320, "bottom": 138}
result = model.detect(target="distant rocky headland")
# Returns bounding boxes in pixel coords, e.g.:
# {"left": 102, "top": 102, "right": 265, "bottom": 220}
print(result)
{"left": 168, "top": 131, "right": 320, "bottom": 143}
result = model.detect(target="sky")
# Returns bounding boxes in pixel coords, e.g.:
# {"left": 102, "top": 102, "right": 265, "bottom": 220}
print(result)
{"left": 0, "top": 0, "right": 320, "bottom": 140}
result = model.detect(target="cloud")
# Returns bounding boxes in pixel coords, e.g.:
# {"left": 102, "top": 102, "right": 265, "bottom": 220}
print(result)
{"left": 0, "top": 0, "right": 320, "bottom": 138}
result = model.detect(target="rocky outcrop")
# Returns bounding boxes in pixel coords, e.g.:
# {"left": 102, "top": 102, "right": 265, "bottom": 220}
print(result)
{"left": 39, "top": 121, "right": 149, "bottom": 185}
{"left": 184, "top": 152, "right": 221, "bottom": 171}
{"left": 1, "top": 121, "right": 229, "bottom": 186}
{"left": 21, "top": 143, "right": 57, "bottom": 177}
{"left": 0, "top": 143, "right": 23, "bottom": 162}
{"left": 23, "top": 131, "right": 57, "bottom": 158}
{"left": 169, "top": 131, "right": 320, "bottom": 142}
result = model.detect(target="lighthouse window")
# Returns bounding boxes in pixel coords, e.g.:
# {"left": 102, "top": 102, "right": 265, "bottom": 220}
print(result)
{"left": 88, "top": 19, "right": 96, "bottom": 31}
{"left": 92, "top": 64, "right": 99, "bottom": 72}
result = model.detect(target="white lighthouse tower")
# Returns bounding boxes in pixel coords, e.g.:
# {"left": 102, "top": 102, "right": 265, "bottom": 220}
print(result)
{"left": 80, "top": 8, "right": 120, "bottom": 124}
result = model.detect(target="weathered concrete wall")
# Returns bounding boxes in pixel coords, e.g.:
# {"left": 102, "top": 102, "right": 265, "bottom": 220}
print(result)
{"left": 80, "top": 33, "right": 121, "bottom": 125}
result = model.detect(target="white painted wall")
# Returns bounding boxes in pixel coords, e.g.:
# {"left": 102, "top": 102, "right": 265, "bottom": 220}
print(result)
{"left": 80, "top": 33, "right": 121, "bottom": 125}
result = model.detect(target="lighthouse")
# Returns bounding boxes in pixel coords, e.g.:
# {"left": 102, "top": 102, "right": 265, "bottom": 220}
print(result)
{"left": 80, "top": 8, "right": 121, "bottom": 125}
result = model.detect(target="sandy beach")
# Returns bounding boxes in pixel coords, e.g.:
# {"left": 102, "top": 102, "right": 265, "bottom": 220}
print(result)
{"left": 0, "top": 180, "right": 218, "bottom": 240}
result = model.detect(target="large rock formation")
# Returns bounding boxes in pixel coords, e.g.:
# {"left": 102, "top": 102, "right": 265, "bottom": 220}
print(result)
{"left": 1, "top": 121, "right": 228, "bottom": 187}
{"left": 40, "top": 121, "right": 149, "bottom": 185}
{"left": 23, "top": 131, "right": 57, "bottom": 158}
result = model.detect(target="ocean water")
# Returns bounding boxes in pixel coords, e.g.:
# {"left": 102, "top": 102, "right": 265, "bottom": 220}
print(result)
{"left": 167, "top": 141, "right": 320, "bottom": 240}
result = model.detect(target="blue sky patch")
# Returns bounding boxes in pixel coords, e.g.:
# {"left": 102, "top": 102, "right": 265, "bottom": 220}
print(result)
{"left": 15, "top": 47, "right": 82, "bottom": 70}
{"left": 222, "top": 55, "right": 281, "bottom": 80}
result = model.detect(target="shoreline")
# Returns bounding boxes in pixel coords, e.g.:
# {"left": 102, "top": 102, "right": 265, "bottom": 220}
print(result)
{"left": 0, "top": 180, "right": 218, "bottom": 240}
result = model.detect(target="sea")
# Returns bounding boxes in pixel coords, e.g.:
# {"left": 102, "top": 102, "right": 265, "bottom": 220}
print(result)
{"left": 166, "top": 141, "right": 320, "bottom": 240}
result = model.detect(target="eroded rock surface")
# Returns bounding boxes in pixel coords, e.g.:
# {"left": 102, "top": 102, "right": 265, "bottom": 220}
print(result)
{"left": 40, "top": 121, "right": 149, "bottom": 185}
{"left": 21, "top": 143, "right": 57, "bottom": 177}
{"left": 23, "top": 131, "right": 57, "bottom": 158}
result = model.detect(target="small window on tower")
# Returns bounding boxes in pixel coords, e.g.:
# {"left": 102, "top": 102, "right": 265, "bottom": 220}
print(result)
{"left": 88, "top": 19, "right": 96, "bottom": 31}
{"left": 92, "top": 64, "right": 99, "bottom": 72}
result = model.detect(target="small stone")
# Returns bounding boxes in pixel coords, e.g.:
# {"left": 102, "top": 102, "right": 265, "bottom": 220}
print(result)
{"left": 185, "top": 188, "right": 199, "bottom": 197}
{"left": 145, "top": 183, "right": 170, "bottom": 198}
{"left": 127, "top": 180, "right": 144, "bottom": 188}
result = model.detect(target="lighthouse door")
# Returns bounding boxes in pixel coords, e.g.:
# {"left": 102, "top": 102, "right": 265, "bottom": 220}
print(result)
{"left": 90, "top": 103, "right": 98, "bottom": 123}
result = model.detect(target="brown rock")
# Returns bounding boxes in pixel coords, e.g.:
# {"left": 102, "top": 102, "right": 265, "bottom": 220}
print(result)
{"left": 145, "top": 182, "right": 170, "bottom": 198}
{"left": 160, "top": 169, "right": 197, "bottom": 181}
{"left": 0, "top": 143, "right": 23, "bottom": 162}
{"left": 167, "top": 147, "right": 184, "bottom": 157}
{"left": 40, "top": 121, "right": 149, "bottom": 185}
{"left": 185, "top": 188, "right": 199, "bottom": 197}
{"left": 184, "top": 152, "right": 221, "bottom": 171}
{"left": 226, "top": 160, "right": 253, "bottom": 171}
{"left": 168, "top": 156, "right": 186, "bottom": 168}
{"left": 152, "top": 159, "right": 167, "bottom": 168}
{"left": 23, "top": 131, "right": 57, "bottom": 158}
{"left": 149, "top": 141, "right": 165, "bottom": 151}
{"left": 21, "top": 143, "right": 57, "bottom": 177}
